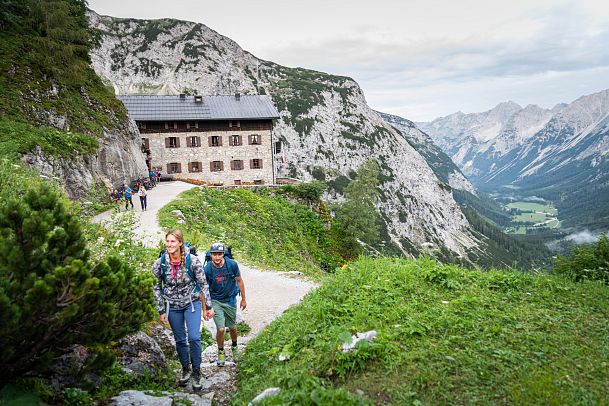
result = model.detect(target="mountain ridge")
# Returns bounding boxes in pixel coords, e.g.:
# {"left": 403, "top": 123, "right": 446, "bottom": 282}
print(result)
{"left": 419, "top": 88, "right": 609, "bottom": 231}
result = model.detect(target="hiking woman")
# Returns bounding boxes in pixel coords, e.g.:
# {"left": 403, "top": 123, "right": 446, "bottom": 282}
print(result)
{"left": 152, "top": 230, "right": 214, "bottom": 391}
{"left": 137, "top": 184, "right": 147, "bottom": 211}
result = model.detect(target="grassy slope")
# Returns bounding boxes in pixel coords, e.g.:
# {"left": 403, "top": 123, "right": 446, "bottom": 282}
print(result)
{"left": 235, "top": 257, "right": 609, "bottom": 405}
{"left": 0, "top": 4, "right": 127, "bottom": 162}
{"left": 158, "top": 187, "right": 342, "bottom": 278}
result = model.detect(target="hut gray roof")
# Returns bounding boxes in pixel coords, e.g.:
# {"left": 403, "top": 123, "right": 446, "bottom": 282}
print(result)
{"left": 117, "top": 94, "right": 280, "bottom": 121}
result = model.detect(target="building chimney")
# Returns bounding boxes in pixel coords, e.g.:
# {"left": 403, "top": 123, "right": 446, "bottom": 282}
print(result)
{"left": 194, "top": 95, "right": 203, "bottom": 103}
{"left": 235, "top": 93, "right": 241, "bottom": 101}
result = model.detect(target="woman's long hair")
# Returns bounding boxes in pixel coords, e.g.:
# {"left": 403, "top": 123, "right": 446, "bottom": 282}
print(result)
{"left": 165, "top": 229, "right": 186, "bottom": 266}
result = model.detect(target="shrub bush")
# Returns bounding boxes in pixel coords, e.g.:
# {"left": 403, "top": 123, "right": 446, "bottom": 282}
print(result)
{"left": 553, "top": 234, "right": 609, "bottom": 284}
{"left": 0, "top": 180, "right": 156, "bottom": 383}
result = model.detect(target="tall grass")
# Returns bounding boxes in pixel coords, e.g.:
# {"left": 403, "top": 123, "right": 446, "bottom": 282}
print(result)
{"left": 235, "top": 257, "right": 609, "bottom": 405}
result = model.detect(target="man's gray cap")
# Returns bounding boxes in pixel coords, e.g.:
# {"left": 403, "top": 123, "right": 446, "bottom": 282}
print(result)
{"left": 210, "top": 243, "right": 225, "bottom": 253}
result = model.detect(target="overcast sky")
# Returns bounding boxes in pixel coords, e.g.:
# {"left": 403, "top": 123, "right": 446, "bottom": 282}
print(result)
{"left": 88, "top": 0, "right": 609, "bottom": 121}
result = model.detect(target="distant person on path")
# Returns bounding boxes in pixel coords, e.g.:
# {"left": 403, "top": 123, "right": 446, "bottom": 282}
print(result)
{"left": 123, "top": 184, "right": 134, "bottom": 210}
{"left": 110, "top": 188, "right": 121, "bottom": 204}
{"left": 138, "top": 184, "right": 148, "bottom": 211}
{"left": 152, "top": 230, "right": 214, "bottom": 391}
{"left": 149, "top": 169, "right": 156, "bottom": 185}
{"left": 204, "top": 242, "right": 247, "bottom": 366}
{"left": 154, "top": 168, "right": 161, "bottom": 183}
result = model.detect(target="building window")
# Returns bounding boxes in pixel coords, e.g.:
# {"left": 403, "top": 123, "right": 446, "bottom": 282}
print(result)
{"left": 168, "top": 162, "right": 181, "bottom": 174}
{"left": 138, "top": 122, "right": 146, "bottom": 130}
{"left": 234, "top": 179, "right": 242, "bottom": 185}
{"left": 254, "top": 179, "right": 264, "bottom": 185}
{"left": 186, "top": 121, "right": 198, "bottom": 129}
{"left": 231, "top": 160, "right": 243, "bottom": 170}
{"left": 231, "top": 134, "right": 242, "bottom": 146}
{"left": 211, "top": 161, "right": 224, "bottom": 172}
{"left": 189, "top": 162, "right": 201, "bottom": 172}
{"left": 210, "top": 135, "right": 222, "bottom": 147}
{"left": 229, "top": 120, "right": 240, "bottom": 128}
{"left": 251, "top": 158, "right": 262, "bottom": 169}
{"left": 250, "top": 134, "right": 261, "bottom": 145}
{"left": 188, "top": 136, "right": 200, "bottom": 147}
{"left": 141, "top": 138, "right": 150, "bottom": 150}
{"left": 274, "top": 141, "right": 281, "bottom": 153}
{"left": 165, "top": 137, "right": 180, "bottom": 148}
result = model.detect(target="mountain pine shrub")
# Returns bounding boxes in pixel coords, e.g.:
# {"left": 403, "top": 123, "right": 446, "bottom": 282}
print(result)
{"left": 0, "top": 179, "right": 156, "bottom": 383}
{"left": 554, "top": 234, "right": 609, "bottom": 284}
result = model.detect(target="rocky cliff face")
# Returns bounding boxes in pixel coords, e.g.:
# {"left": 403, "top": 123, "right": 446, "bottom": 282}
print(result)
{"left": 88, "top": 11, "right": 479, "bottom": 258}
{"left": 20, "top": 102, "right": 148, "bottom": 200}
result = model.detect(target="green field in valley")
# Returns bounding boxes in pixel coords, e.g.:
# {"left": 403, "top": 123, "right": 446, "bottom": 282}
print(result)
{"left": 505, "top": 201, "right": 561, "bottom": 234}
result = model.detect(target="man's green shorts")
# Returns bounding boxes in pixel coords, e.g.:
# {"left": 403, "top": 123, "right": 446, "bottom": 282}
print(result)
{"left": 212, "top": 299, "right": 236, "bottom": 329}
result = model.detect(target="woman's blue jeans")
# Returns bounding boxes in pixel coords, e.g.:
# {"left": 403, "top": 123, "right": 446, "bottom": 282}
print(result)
{"left": 168, "top": 300, "right": 202, "bottom": 370}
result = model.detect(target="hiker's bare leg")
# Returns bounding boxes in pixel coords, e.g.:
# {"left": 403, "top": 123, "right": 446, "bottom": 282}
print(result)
{"left": 229, "top": 327, "right": 238, "bottom": 342}
{"left": 216, "top": 328, "right": 225, "bottom": 348}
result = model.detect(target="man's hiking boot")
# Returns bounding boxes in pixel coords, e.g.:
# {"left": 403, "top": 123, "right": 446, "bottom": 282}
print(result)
{"left": 217, "top": 348, "right": 225, "bottom": 366}
{"left": 178, "top": 365, "right": 191, "bottom": 386}
{"left": 191, "top": 368, "right": 202, "bottom": 392}
{"left": 232, "top": 345, "right": 240, "bottom": 363}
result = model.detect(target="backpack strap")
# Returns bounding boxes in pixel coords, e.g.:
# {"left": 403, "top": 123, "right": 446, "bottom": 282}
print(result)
{"left": 160, "top": 253, "right": 168, "bottom": 285}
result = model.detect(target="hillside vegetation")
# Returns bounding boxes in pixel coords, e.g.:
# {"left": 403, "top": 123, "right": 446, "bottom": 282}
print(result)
{"left": 235, "top": 257, "right": 609, "bottom": 405}
{"left": 0, "top": 0, "right": 127, "bottom": 161}
{"left": 158, "top": 185, "right": 344, "bottom": 277}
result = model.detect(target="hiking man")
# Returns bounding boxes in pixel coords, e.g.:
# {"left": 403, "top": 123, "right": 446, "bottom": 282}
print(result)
{"left": 152, "top": 229, "right": 214, "bottom": 391}
{"left": 123, "top": 183, "right": 134, "bottom": 210}
{"left": 204, "top": 242, "right": 247, "bottom": 366}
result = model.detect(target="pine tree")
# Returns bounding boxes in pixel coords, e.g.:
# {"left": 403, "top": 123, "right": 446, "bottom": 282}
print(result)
{"left": 333, "top": 159, "right": 381, "bottom": 256}
{"left": 0, "top": 182, "right": 156, "bottom": 383}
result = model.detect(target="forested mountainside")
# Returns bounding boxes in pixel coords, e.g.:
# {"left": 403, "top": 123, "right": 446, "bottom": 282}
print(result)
{"left": 0, "top": 0, "right": 148, "bottom": 198}
{"left": 419, "top": 90, "right": 609, "bottom": 231}
{"left": 87, "top": 10, "right": 483, "bottom": 262}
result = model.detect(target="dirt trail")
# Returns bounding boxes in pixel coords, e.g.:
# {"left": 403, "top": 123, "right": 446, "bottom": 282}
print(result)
{"left": 93, "top": 181, "right": 318, "bottom": 404}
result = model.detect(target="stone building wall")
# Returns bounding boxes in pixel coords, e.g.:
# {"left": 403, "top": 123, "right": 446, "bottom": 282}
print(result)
{"left": 144, "top": 127, "right": 274, "bottom": 185}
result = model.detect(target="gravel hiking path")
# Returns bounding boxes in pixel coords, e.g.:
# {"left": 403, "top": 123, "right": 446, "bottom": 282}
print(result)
{"left": 93, "top": 181, "right": 318, "bottom": 404}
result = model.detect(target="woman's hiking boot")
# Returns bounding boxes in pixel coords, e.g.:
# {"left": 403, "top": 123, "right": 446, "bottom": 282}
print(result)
{"left": 217, "top": 348, "right": 225, "bottom": 366}
{"left": 178, "top": 365, "right": 191, "bottom": 386}
{"left": 191, "top": 368, "right": 202, "bottom": 392}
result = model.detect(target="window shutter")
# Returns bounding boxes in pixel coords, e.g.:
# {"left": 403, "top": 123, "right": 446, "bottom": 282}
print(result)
{"left": 186, "top": 137, "right": 191, "bottom": 147}
{"left": 165, "top": 137, "right": 170, "bottom": 148}
{"left": 176, "top": 163, "right": 182, "bottom": 173}
{"left": 188, "top": 162, "right": 192, "bottom": 172}
{"left": 258, "top": 135, "right": 262, "bottom": 144}
{"left": 238, "top": 135, "right": 243, "bottom": 146}
{"left": 208, "top": 136, "right": 212, "bottom": 147}
{"left": 259, "top": 160, "right": 264, "bottom": 169}
{"left": 248, "top": 135, "right": 252, "bottom": 145}
{"left": 176, "top": 137, "right": 180, "bottom": 148}
{"left": 210, "top": 161, "right": 214, "bottom": 172}
{"left": 220, "top": 161, "right": 224, "bottom": 171}
{"left": 230, "top": 160, "right": 235, "bottom": 170}
{"left": 166, "top": 163, "right": 171, "bottom": 174}
{"left": 249, "top": 159, "right": 254, "bottom": 169}
{"left": 218, "top": 136, "right": 223, "bottom": 146}
{"left": 196, "top": 136, "right": 201, "bottom": 147}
